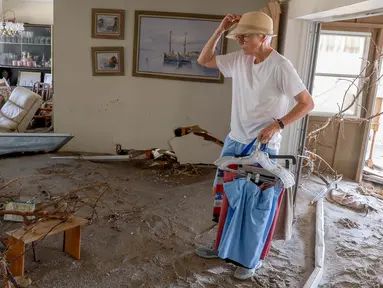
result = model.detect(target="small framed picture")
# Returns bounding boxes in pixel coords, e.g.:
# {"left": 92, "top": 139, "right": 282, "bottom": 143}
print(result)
{"left": 92, "top": 8, "right": 125, "bottom": 39}
{"left": 17, "top": 71, "right": 41, "bottom": 87}
{"left": 44, "top": 73, "right": 52, "bottom": 85}
{"left": 91, "top": 47, "right": 125, "bottom": 76}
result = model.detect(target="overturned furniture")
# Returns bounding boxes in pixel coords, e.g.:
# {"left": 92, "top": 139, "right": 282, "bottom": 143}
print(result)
{"left": 0, "top": 87, "right": 43, "bottom": 132}
{"left": 0, "top": 133, "right": 73, "bottom": 156}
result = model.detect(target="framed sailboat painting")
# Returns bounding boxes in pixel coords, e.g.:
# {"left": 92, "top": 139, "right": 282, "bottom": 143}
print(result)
{"left": 132, "top": 11, "right": 228, "bottom": 83}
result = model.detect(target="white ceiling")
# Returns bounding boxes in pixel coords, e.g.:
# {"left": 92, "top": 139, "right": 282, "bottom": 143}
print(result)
{"left": 20, "top": 0, "right": 52, "bottom": 2}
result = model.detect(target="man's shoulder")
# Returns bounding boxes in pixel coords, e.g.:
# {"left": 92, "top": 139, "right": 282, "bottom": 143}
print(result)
{"left": 216, "top": 50, "right": 246, "bottom": 64}
{"left": 269, "top": 51, "right": 293, "bottom": 68}
{"left": 224, "top": 50, "right": 247, "bottom": 60}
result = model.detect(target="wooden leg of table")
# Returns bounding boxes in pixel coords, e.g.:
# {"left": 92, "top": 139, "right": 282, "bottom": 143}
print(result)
{"left": 6, "top": 236, "right": 25, "bottom": 277}
{"left": 64, "top": 226, "right": 81, "bottom": 260}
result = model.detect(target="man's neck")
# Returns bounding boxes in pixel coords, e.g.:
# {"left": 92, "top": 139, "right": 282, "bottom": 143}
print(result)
{"left": 253, "top": 47, "right": 274, "bottom": 64}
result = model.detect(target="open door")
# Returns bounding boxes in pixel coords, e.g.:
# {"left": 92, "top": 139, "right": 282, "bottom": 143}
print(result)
{"left": 305, "top": 21, "right": 383, "bottom": 181}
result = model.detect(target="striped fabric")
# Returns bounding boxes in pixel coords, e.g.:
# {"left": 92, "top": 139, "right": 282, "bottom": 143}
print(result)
{"left": 212, "top": 168, "right": 225, "bottom": 223}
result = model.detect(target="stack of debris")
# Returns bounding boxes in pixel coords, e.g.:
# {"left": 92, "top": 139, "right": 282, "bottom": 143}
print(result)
{"left": 362, "top": 166, "right": 383, "bottom": 185}
{"left": 54, "top": 125, "right": 223, "bottom": 170}
{"left": 170, "top": 125, "right": 223, "bottom": 165}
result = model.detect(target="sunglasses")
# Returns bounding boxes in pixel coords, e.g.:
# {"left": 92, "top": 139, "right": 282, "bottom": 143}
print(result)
{"left": 235, "top": 34, "right": 255, "bottom": 43}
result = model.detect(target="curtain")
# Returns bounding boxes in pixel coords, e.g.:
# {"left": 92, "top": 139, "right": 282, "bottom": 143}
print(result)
{"left": 318, "top": 34, "right": 363, "bottom": 54}
{"left": 260, "top": 0, "right": 281, "bottom": 51}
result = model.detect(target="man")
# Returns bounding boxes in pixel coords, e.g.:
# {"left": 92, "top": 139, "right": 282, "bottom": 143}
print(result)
{"left": 196, "top": 11, "right": 314, "bottom": 280}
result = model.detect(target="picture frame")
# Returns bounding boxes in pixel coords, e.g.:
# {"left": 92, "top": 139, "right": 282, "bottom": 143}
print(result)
{"left": 91, "top": 47, "right": 125, "bottom": 76}
{"left": 44, "top": 73, "right": 52, "bottom": 85}
{"left": 92, "top": 8, "right": 125, "bottom": 39}
{"left": 17, "top": 71, "right": 41, "bottom": 87}
{"left": 132, "top": 10, "right": 227, "bottom": 83}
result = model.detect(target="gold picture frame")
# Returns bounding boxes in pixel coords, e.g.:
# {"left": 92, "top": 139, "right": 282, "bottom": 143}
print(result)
{"left": 132, "top": 10, "right": 227, "bottom": 83}
{"left": 91, "top": 47, "right": 125, "bottom": 76}
{"left": 92, "top": 8, "right": 125, "bottom": 39}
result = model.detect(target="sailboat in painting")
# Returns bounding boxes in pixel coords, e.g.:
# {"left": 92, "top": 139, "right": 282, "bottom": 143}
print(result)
{"left": 163, "top": 30, "right": 192, "bottom": 64}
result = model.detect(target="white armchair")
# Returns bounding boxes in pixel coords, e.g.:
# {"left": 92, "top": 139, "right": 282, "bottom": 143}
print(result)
{"left": 0, "top": 87, "right": 43, "bottom": 132}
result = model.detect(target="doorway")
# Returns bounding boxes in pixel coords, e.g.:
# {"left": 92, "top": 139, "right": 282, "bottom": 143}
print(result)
{"left": 305, "top": 16, "right": 383, "bottom": 182}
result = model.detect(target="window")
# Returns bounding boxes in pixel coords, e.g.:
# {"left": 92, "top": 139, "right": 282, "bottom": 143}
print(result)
{"left": 311, "top": 30, "right": 371, "bottom": 116}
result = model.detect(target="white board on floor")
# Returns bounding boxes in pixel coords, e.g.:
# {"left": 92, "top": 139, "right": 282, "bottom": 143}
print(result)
{"left": 169, "top": 133, "right": 222, "bottom": 165}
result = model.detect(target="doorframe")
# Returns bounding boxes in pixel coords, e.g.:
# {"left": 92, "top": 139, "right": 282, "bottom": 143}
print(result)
{"left": 293, "top": 21, "right": 321, "bottom": 204}
{"left": 356, "top": 29, "right": 383, "bottom": 182}
{"left": 282, "top": 6, "right": 383, "bottom": 189}
{"left": 294, "top": 20, "right": 383, "bottom": 183}
{"left": 317, "top": 23, "right": 380, "bottom": 180}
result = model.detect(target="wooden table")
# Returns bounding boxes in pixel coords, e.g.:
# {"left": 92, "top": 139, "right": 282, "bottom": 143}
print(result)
{"left": 6, "top": 216, "right": 88, "bottom": 277}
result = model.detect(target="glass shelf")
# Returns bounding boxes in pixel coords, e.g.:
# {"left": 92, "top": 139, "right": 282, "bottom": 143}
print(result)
{"left": 0, "top": 65, "right": 51, "bottom": 71}
{"left": 0, "top": 24, "right": 52, "bottom": 86}
{"left": 0, "top": 42, "right": 50, "bottom": 46}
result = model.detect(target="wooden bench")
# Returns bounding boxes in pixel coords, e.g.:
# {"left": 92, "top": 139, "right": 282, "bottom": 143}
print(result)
{"left": 6, "top": 216, "right": 88, "bottom": 277}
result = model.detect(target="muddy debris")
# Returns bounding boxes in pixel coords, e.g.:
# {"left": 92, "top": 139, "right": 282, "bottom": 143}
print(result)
{"left": 336, "top": 218, "right": 360, "bottom": 229}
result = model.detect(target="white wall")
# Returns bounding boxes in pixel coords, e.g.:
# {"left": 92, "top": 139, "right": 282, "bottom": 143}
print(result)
{"left": 2, "top": 0, "right": 53, "bottom": 25}
{"left": 53, "top": 0, "right": 269, "bottom": 154}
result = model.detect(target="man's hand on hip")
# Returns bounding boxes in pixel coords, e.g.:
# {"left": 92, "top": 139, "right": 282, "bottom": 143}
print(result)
{"left": 258, "top": 122, "right": 281, "bottom": 144}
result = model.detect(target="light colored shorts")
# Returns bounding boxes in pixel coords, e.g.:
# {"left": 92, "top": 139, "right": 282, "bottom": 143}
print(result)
{"left": 213, "top": 135, "right": 278, "bottom": 187}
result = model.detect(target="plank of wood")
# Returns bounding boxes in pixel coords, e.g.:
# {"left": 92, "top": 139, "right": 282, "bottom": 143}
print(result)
{"left": 303, "top": 198, "right": 325, "bottom": 288}
{"left": 303, "top": 267, "right": 324, "bottom": 288}
{"left": 7, "top": 236, "right": 25, "bottom": 277}
{"left": 64, "top": 226, "right": 82, "bottom": 260}
{"left": 6, "top": 216, "right": 88, "bottom": 244}
{"left": 363, "top": 166, "right": 383, "bottom": 177}
{"left": 362, "top": 174, "right": 383, "bottom": 185}
{"left": 323, "top": 21, "right": 383, "bottom": 29}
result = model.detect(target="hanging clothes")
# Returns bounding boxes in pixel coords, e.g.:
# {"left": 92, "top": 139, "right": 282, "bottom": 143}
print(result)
{"left": 218, "top": 178, "right": 282, "bottom": 269}
{"left": 214, "top": 169, "right": 285, "bottom": 259}
{"left": 260, "top": 184, "right": 285, "bottom": 259}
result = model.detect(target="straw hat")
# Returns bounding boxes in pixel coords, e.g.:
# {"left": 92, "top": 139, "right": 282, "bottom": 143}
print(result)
{"left": 226, "top": 11, "right": 276, "bottom": 39}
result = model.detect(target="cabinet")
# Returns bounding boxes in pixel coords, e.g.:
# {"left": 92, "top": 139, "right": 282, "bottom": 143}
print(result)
{"left": 0, "top": 24, "right": 52, "bottom": 87}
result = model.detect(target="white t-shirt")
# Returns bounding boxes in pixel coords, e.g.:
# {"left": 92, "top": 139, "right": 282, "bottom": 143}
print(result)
{"left": 216, "top": 50, "right": 307, "bottom": 150}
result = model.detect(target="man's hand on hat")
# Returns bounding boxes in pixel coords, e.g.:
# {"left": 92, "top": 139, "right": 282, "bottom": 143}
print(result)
{"left": 218, "top": 14, "right": 241, "bottom": 33}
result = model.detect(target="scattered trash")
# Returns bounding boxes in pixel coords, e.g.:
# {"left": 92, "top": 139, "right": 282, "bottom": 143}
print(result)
{"left": 358, "top": 182, "right": 383, "bottom": 201}
{"left": 311, "top": 175, "right": 342, "bottom": 204}
{"left": 336, "top": 218, "right": 359, "bottom": 229}
{"left": 3, "top": 201, "right": 36, "bottom": 222}
{"left": 326, "top": 188, "right": 379, "bottom": 214}
{"left": 151, "top": 149, "right": 176, "bottom": 161}
{"left": 115, "top": 144, "right": 130, "bottom": 155}
{"left": 52, "top": 126, "right": 223, "bottom": 171}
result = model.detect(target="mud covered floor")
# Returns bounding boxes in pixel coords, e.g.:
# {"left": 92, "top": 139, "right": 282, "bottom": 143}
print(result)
{"left": 0, "top": 154, "right": 382, "bottom": 287}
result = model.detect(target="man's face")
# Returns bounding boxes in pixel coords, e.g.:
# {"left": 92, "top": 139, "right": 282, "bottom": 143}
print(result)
{"left": 236, "top": 34, "right": 264, "bottom": 54}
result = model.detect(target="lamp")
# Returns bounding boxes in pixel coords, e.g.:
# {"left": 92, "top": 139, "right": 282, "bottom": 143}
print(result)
{"left": 0, "top": 10, "right": 24, "bottom": 36}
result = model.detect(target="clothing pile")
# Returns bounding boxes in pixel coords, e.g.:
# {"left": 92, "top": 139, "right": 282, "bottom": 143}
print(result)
{"left": 212, "top": 146, "right": 295, "bottom": 271}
